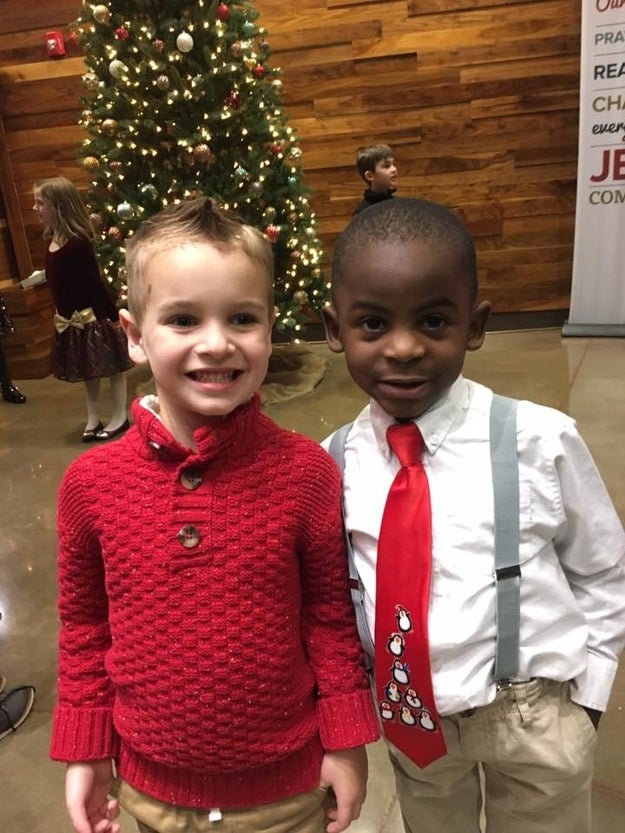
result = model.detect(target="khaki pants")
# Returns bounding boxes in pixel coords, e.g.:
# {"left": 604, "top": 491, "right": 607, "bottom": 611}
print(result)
{"left": 117, "top": 780, "right": 330, "bottom": 833}
{"left": 389, "top": 679, "right": 597, "bottom": 833}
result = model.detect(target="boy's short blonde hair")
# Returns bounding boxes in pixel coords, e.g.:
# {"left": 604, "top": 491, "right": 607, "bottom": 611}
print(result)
{"left": 356, "top": 144, "right": 394, "bottom": 181}
{"left": 125, "top": 197, "right": 275, "bottom": 321}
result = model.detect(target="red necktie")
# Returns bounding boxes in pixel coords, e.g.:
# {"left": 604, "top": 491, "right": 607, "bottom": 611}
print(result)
{"left": 375, "top": 422, "right": 447, "bottom": 767}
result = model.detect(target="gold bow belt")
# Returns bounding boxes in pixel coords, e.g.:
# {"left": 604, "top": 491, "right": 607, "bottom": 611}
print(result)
{"left": 54, "top": 307, "right": 97, "bottom": 333}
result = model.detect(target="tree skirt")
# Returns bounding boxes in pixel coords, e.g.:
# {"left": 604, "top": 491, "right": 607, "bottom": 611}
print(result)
{"left": 260, "top": 343, "right": 327, "bottom": 406}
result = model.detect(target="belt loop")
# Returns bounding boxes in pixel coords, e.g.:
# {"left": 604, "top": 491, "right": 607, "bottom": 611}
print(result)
{"left": 512, "top": 682, "right": 531, "bottom": 723}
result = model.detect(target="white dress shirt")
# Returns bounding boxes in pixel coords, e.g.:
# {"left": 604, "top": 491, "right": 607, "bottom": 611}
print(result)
{"left": 324, "top": 377, "right": 625, "bottom": 715}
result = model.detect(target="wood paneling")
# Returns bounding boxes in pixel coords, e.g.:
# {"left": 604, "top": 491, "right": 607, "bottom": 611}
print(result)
{"left": 0, "top": 0, "right": 581, "bottom": 374}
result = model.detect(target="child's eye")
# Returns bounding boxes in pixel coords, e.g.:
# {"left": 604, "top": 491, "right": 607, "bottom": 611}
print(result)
{"left": 360, "top": 316, "right": 387, "bottom": 333}
{"left": 422, "top": 314, "right": 448, "bottom": 330}
{"left": 231, "top": 312, "right": 260, "bottom": 326}
{"left": 169, "top": 314, "right": 197, "bottom": 327}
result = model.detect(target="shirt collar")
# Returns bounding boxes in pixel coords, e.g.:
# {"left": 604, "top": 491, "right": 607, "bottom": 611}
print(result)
{"left": 369, "top": 376, "right": 470, "bottom": 460}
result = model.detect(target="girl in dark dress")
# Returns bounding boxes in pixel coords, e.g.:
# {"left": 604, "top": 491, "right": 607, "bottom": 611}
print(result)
{"left": 0, "top": 292, "right": 26, "bottom": 404}
{"left": 33, "top": 177, "right": 133, "bottom": 441}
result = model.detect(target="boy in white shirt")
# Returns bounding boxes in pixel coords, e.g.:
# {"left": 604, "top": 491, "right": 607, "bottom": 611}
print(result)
{"left": 322, "top": 197, "right": 625, "bottom": 833}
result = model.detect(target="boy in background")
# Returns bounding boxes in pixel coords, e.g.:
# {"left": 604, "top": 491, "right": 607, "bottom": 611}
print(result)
{"left": 51, "top": 198, "right": 379, "bottom": 833}
{"left": 323, "top": 197, "right": 625, "bottom": 833}
{"left": 353, "top": 144, "right": 397, "bottom": 215}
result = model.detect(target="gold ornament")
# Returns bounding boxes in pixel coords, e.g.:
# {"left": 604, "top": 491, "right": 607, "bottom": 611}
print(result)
{"left": 193, "top": 143, "right": 213, "bottom": 163}
{"left": 294, "top": 290, "right": 308, "bottom": 305}
{"left": 93, "top": 4, "right": 111, "bottom": 24}
{"left": 110, "top": 160, "right": 123, "bottom": 173}
{"left": 156, "top": 74, "right": 169, "bottom": 91}
{"left": 107, "top": 226, "right": 123, "bottom": 242}
{"left": 231, "top": 41, "right": 243, "bottom": 57}
{"left": 101, "top": 118, "right": 118, "bottom": 135}
{"left": 82, "top": 156, "right": 100, "bottom": 170}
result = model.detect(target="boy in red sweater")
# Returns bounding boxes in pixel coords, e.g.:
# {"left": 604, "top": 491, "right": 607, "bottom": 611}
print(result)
{"left": 51, "top": 198, "right": 379, "bottom": 833}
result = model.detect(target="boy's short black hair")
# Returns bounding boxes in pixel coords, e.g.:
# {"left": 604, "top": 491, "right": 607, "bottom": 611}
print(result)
{"left": 356, "top": 144, "right": 394, "bottom": 180}
{"left": 332, "top": 197, "right": 478, "bottom": 301}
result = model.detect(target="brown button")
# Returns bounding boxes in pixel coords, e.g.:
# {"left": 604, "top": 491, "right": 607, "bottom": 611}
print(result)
{"left": 180, "top": 469, "right": 202, "bottom": 490}
{"left": 177, "top": 525, "right": 201, "bottom": 548}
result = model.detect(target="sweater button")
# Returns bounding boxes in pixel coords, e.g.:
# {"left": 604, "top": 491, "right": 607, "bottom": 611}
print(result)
{"left": 177, "top": 525, "right": 201, "bottom": 548}
{"left": 180, "top": 468, "right": 202, "bottom": 490}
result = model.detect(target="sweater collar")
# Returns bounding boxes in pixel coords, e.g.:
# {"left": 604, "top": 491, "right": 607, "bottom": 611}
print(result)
{"left": 131, "top": 393, "right": 262, "bottom": 464}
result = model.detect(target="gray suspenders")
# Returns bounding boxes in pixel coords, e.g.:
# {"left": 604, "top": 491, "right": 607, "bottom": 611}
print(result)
{"left": 327, "top": 393, "right": 520, "bottom": 683}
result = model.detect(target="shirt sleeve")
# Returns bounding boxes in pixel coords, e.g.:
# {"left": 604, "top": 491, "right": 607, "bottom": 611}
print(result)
{"left": 551, "top": 419, "right": 625, "bottom": 711}
{"left": 296, "top": 445, "right": 380, "bottom": 750}
{"left": 50, "top": 461, "right": 119, "bottom": 762}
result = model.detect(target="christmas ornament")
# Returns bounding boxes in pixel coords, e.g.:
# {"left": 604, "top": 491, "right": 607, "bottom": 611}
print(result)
{"left": 227, "top": 91, "right": 242, "bottom": 109}
{"left": 290, "top": 250, "right": 301, "bottom": 260}
{"left": 101, "top": 118, "right": 118, "bottom": 135}
{"left": 110, "top": 160, "right": 123, "bottom": 173}
{"left": 217, "top": 3, "right": 230, "bottom": 21}
{"left": 193, "top": 144, "right": 213, "bottom": 163}
{"left": 234, "top": 166, "right": 247, "bottom": 180}
{"left": 242, "top": 21, "right": 256, "bottom": 37}
{"left": 253, "top": 64, "right": 265, "bottom": 78}
{"left": 259, "top": 40, "right": 270, "bottom": 52}
{"left": 93, "top": 4, "right": 111, "bottom": 24}
{"left": 289, "top": 147, "right": 302, "bottom": 161}
{"left": 140, "top": 183, "right": 158, "bottom": 200}
{"left": 294, "top": 290, "right": 308, "bottom": 304}
{"left": 288, "top": 176, "right": 297, "bottom": 186}
{"left": 153, "top": 38, "right": 165, "bottom": 52}
{"left": 270, "top": 143, "right": 283, "bottom": 155}
{"left": 117, "top": 202, "right": 134, "bottom": 220}
{"left": 265, "top": 225, "right": 280, "bottom": 243}
{"left": 82, "top": 73, "right": 98, "bottom": 90}
{"left": 156, "top": 74, "right": 170, "bottom": 91}
{"left": 82, "top": 156, "right": 100, "bottom": 170}
{"left": 89, "top": 212, "right": 103, "bottom": 228}
{"left": 109, "top": 59, "right": 127, "bottom": 79}
{"left": 231, "top": 41, "right": 243, "bottom": 57}
{"left": 305, "top": 227, "right": 316, "bottom": 238}
{"left": 115, "top": 27, "right": 129, "bottom": 40}
{"left": 176, "top": 31, "right": 194, "bottom": 53}
{"left": 288, "top": 212, "right": 298, "bottom": 224}
{"left": 107, "top": 226, "right": 123, "bottom": 242}
{"left": 250, "top": 181, "right": 263, "bottom": 196}
{"left": 272, "top": 79, "right": 283, "bottom": 91}
{"left": 265, "top": 206, "right": 277, "bottom": 221}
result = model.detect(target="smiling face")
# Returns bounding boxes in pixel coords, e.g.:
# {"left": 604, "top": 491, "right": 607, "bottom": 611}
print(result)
{"left": 323, "top": 239, "right": 490, "bottom": 421}
{"left": 120, "top": 242, "right": 274, "bottom": 447}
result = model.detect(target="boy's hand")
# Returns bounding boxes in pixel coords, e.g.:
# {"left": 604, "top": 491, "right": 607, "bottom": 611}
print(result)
{"left": 66, "top": 760, "right": 121, "bottom": 833}
{"left": 320, "top": 746, "right": 368, "bottom": 833}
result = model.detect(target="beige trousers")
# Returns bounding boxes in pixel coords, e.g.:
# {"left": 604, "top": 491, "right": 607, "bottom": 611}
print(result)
{"left": 117, "top": 780, "right": 330, "bottom": 833}
{"left": 389, "top": 679, "right": 597, "bottom": 833}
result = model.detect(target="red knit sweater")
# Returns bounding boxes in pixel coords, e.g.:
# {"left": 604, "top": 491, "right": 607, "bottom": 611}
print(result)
{"left": 51, "top": 395, "right": 379, "bottom": 808}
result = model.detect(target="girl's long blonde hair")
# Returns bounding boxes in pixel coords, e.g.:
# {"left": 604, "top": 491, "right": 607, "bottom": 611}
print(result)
{"left": 34, "top": 177, "right": 95, "bottom": 244}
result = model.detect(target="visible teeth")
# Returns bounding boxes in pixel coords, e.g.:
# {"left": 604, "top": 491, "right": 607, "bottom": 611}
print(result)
{"left": 191, "top": 371, "right": 235, "bottom": 382}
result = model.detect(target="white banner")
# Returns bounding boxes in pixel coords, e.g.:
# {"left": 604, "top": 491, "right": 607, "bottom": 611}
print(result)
{"left": 565, "top": 0, "right": 625, "bottom": 335}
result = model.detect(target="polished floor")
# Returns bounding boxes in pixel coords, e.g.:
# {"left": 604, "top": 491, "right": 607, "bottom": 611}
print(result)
{"left": 1, "top": 329, "right": 624, "bottom": 832}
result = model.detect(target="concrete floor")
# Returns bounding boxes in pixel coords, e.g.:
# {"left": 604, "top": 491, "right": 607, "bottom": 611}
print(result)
{"left": 1, "top": 329, "right": 624, "bottom": 832}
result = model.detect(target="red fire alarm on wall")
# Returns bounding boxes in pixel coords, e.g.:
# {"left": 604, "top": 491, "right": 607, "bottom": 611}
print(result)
{"left": 46, "top": 31, "right": 65, "bottom": 58}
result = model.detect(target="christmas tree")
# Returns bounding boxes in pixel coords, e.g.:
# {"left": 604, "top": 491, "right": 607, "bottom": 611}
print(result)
{"left": 73, "top": 0, "right": 327, "bottom": 336}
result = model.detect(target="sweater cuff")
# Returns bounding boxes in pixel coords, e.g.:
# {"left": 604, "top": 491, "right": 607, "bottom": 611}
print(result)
{"left": 50, "top": 706, "right": 120, "bottom": 762}
{"left": 316, "top": 689, "right": 380, "bottom": 751}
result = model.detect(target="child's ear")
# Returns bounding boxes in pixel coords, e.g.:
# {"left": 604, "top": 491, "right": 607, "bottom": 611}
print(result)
{"left": 322, "top": 304, "right": 345, "bottom": 354}
{"left": 466, "top": 300, "right": 491, "bottom": 352}
{"left": 364, "top": 169, "right": 375, "bottom": 185}
{"left": 119, "top": 308, "right": 149, "bottom": 366}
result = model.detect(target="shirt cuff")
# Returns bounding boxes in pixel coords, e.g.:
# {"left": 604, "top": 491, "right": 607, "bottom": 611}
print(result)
{"left": 570, "top": 653, "right": 619, "bottom": 712}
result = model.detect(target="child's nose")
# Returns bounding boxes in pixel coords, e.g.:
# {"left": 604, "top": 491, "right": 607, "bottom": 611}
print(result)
{"left": 196, "top": 323, "right": 232, "bottom": 355}
{"left": 386, "top": 329, "right": 424, "bottom": 362}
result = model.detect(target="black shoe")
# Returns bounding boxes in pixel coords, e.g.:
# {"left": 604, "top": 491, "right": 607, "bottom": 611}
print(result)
{"left": 1, "top": 385, "right": 26, "bottom": 404}
{"left": 0, "top": 686, "right": 35, "bottom": 740}
{"left": 82, "top": 421, "right": 104, "bottom": 443}
{"left": 95, "top": 419, "right": 130, "bottom": 441}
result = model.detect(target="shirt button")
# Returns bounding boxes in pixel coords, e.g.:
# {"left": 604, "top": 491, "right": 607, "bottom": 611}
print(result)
{"left": 180, "top": 469, "right": 202, "bottom": 490}
{"left": 177, "top": 525, "right": 201, "bottom": 548}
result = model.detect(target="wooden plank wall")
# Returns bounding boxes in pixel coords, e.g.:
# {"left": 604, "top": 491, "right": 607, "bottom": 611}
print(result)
{"left": 0, "top": 0, "right": 580, "bottom": 372}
